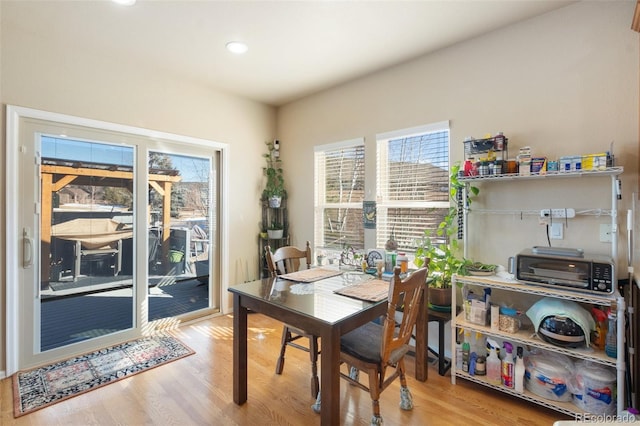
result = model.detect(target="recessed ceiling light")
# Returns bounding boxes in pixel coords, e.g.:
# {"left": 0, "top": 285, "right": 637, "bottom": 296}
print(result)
{"left": 112, "top": 0, "right": 136, "bottom": 5}
{"left": 226, "top": 41, "right": 248, "bottom": 55}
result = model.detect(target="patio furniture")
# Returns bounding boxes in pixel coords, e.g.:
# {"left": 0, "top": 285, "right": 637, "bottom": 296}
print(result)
{"left": 51, "top": 218, "right": 132, "bottom": 281}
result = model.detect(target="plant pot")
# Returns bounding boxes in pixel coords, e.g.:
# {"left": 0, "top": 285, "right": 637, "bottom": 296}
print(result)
{"left": 267, "top": 229, "right": 283, "bottom": 239}
{"left": 429, "top": 287, "right": 452, "bottom": 307}
{"left": 268, "top": 195, "right": 282, "bottom": 208}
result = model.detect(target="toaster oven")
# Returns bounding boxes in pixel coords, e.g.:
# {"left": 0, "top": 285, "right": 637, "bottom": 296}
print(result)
{"left": 515, "top": 247, "right": 615, "bottom": 294}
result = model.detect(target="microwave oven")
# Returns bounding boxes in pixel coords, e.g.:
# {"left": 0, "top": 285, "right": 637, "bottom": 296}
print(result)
{"left": 515, "top": 247, "right": 615, "bottom": 294}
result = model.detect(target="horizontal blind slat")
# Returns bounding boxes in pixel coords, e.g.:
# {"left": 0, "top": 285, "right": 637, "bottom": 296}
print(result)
{"left": 377, "top": 127, "right": 450, "bottom": 253}
{"left": 315, "top": 143, "right": 365, "bottom": 249}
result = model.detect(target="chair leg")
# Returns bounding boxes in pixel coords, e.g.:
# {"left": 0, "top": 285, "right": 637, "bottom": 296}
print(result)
{"left": 311, "top": 390, "right": 321, "bottom": 414}
{"left": 349, "top": 365, "right": 359, "bottom": 383}
{"left": 399, "top": 386, "right": 413, "bottom": 411}
{"left": 367, "top": 368, "right": 383, "bottom": 425}
{"left": 275, "top": 325, "right": 290, "bottom": 375}
{"left": 398, "top": 360, "right": 413, "bottom": 411}
{"left": 309, "top": 335, "right": 320, "bottom": 398}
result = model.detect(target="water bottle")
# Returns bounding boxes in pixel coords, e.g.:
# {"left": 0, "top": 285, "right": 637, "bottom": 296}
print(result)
{"left": 605, "top": 310, "right": 617, "bottom": 358}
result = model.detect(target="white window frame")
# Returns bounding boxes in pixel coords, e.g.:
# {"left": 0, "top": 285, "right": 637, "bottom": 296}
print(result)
{"left": 375, "top": 121, "right": 450, "bottom": 254}
{"left": 314, "top": 137, "right": 365, "bottom": 257}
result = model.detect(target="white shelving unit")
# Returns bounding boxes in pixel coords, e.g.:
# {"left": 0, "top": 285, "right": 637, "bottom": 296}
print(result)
{"left": 450, "top": 167, "right": 626, "bottom": 416}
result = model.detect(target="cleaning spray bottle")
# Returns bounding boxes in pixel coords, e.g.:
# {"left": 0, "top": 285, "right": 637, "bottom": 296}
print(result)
{"left": 591, "top": 307, "right": 607, "bottom": 350}
{"left": 486, "top": 338, "right": 501, "bottom": 384}
{"left": 514, "top": 346, "right": 525, "bottom": 393}
{"left": 502, "top": 342, "right": 514, "bottom": 389}
{"left": 462, "top": 330, "right": 471, "bottom": 373}
{"left": 456, "top": 329, "right": 464, "bottom": 370}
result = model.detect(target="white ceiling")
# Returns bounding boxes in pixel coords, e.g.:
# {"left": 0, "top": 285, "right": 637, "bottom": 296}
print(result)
{"left": 2, "top": 0, "right": 576, "bottom": 106}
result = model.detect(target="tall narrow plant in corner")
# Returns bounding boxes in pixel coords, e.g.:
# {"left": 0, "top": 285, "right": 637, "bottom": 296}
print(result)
{"left": 414, "top": 162, "right": 479, "bottom": 304}
{"left": 262, "top": 140, "right": 286, "bottom": 208}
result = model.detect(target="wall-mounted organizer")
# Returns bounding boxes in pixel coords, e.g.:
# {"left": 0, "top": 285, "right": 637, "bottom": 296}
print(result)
{"left": 463, "top": 134, "right": 509, "bottom": 175}
{"left": 450, "top": 166, "right": 626, "bottom": 417}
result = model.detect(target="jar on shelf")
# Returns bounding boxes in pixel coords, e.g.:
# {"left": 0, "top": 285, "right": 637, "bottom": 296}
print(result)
{"left": 396, "top": 252, "right": 408, "bottom": 273}
{"left": 494, "top": 132, "right": 505, "bottom": 151}
{"left": 464, "top": 160, "right": 473, "bottom": 176}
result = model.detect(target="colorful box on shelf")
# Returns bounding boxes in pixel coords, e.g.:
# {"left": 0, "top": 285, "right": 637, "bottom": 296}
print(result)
{"left": 581, "top": 153, "right": 607, "bottom": 171}
{"left": 530, "top": 157, "right": 546, "bottom": 174}
{"left": 559, "top": 155, "right": 579, "bottom": 172}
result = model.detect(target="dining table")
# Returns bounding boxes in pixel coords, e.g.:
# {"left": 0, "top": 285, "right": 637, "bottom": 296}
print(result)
{"left": 229, "top": 268, "right": 428, "bottom": 426}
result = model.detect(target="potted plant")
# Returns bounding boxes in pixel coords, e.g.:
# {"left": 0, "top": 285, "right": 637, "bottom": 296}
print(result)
{"left": 414, "top": 162, "right": 479, "bottom": 307}
{"left": 267, "top": 220, "right": 284, "bottom": 239}
{"left": 262, "top": 140, "right": 286, "bottom": 208}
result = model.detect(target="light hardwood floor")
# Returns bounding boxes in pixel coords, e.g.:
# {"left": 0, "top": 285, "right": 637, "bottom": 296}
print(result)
{"left": 2, "top": 313, "right": 570, "bottom": 425}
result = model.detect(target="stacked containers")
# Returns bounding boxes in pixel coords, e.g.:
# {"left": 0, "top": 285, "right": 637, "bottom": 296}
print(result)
{"left": 524, "top": 351, "right": 573, "bottom": 402}
{"left": 524, "top": 350, "right": 617, "bottom": 415}
{"left": 570, "top": 361, "right": 616, "bottom": 416}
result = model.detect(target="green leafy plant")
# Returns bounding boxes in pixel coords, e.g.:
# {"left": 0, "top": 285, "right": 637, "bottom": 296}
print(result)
{"left": 262, "top": 140, "right": 286, "bottom": 200}
{"left": 268, "top": 220, "right": 283, "bottom": 231}
{"left": 414, "top": 162, "right": 479, "bottom": 288}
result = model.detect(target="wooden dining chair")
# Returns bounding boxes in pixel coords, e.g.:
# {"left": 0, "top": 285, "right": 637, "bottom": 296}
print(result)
{"left": 313, "top": 265, "right": 428, "bottom": 425}
{"left": 264, "top": 241, "right": 319, "bottom": 398}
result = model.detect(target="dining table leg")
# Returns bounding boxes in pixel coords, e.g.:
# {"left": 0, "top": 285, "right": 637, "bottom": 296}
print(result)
{"left": 320, "top": 327, "right": 340, "bottom": 426}
{"left": 414, "top": 287, "right": 428, "bottom": 381}
{"left": 233, "top": 293, "right": 248, "bottom": 404}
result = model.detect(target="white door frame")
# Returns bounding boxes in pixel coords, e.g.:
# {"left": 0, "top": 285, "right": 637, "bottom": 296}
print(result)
{"left": 5, "top": 105, "right": 230, "bottom": 376}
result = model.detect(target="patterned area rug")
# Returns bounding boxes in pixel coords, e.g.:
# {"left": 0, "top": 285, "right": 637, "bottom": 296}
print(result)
{"left": 13, "top": 334, "right": 194, "bottom": 417}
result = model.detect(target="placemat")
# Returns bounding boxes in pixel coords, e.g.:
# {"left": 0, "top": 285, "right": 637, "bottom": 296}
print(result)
{"left": 334, "top": 279, "right": 389, "bottom": 302}
{"left": 279, "top": 268, "right": 343, "bottom": 283}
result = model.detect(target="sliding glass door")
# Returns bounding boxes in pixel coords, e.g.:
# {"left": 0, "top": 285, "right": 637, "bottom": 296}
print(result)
{"left": 147, "top": 151, "right": 216, "bottom": 323}
{"left": 8, "top": 107, "right": 223, "bottom": 371}
{"left": 40, "top": 136, "right": 136, "bottom": 351}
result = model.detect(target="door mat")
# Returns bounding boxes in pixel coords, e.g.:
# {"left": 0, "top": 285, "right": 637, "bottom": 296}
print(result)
{"left": 13, "top": 334, "right": 194, "bottom": 417}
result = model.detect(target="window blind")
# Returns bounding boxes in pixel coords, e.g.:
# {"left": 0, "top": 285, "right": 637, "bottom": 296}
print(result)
{"left": 314, "top": 140, "right": 365, "bottom": 251}
{"left": 376, "top": 127, "right": 450, "bottom": 252}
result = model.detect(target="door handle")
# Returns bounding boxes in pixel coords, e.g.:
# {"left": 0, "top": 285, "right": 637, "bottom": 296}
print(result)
{"left": 23, "top": 228, "right": 33, "bottom": 268}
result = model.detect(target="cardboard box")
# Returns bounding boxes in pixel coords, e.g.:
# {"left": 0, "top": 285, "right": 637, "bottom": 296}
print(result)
{"left": 582, "top": 153, "right": 607, "bottom": 171}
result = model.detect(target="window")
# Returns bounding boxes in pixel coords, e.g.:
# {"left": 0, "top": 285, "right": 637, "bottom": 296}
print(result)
{"left": 376, "top": 122, "right": 450, "bottom": 253}
{"left": 314, "top": 138, "right": 365, "bottom": 252}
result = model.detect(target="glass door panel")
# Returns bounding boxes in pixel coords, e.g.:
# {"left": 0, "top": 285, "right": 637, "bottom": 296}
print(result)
{"left": 40, "top": 136, "right": 135, "bottom": 351}
{"left": 9, "top": 106, "right": 224, "bottom": 373}
{"left": 148, "top": 151, "right": 213, "bottom": 321}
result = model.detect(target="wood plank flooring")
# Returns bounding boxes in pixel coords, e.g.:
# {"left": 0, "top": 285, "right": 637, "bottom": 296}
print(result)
{"left": 1, "top": 313, "right": 570, "bottom": 425}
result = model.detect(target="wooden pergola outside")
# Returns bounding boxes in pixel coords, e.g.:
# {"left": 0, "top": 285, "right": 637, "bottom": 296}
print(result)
{"left": 41, "top": 159, "right": 182, "bottom": 286}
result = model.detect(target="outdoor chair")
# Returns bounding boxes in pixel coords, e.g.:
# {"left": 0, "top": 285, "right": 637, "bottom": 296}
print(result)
{"left": 264, "top": 241, "right": 319, "bottom": 398}
{"left": 312, "top": 265, "right": 428, "bottom": 426}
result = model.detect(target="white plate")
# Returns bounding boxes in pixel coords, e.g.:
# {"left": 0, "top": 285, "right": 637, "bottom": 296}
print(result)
{"left": 468, "top": 269, "right": 495, "bottom": 276}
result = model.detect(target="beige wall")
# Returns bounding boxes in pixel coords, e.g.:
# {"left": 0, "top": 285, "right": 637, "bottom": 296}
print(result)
{"left": 278, "top": 1, "right": 639, "bottom": 272}
{"left": 1, "top": 7, "right": 275, "bottom": 372}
